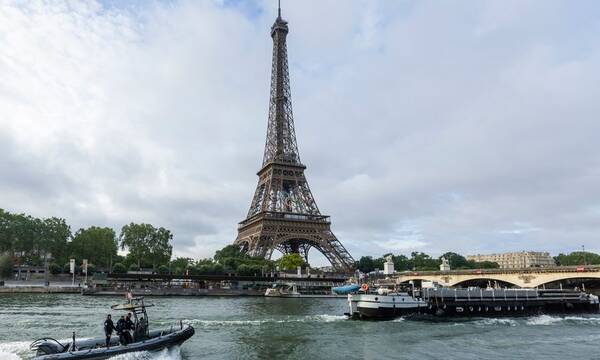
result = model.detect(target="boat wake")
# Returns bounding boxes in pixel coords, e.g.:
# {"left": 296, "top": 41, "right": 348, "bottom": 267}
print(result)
{"left": 468, "top": 315, "right": 600, "bottom": 327}
{"left": 0, "top": 341, "right": 29, "bottom": 360}
{"left": 110, "top": 346, "right": 182, "bottom": 360}
{"left": 0, "top": 341, "right": 182, "bottom": 360}
{"left": 526, "top": 314, "right": 600, "bottom": 326}
{"left": 183, "top": 314, "right": 346, "bottom": 327}
{"left": 474, "top": 318, "right": 518, "bottom": 326}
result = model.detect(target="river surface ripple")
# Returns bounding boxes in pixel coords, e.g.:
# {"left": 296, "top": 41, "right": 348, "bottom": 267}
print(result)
{"left": 1, "top": 294, "right": 599, "bottom": 359}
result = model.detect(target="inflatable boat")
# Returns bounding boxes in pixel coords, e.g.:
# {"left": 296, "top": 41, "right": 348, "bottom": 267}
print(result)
{"left": 30, "top": 297, "right": 194, "bottom": 359}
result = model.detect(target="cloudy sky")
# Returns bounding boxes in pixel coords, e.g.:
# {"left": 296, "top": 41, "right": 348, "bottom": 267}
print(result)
{"left": 1, "top": 0, "right": 599, "bottom": 265}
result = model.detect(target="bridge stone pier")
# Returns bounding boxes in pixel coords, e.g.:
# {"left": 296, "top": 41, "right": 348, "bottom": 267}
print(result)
{"left": 394, "top": 266, "right": 600, "bottom": 288}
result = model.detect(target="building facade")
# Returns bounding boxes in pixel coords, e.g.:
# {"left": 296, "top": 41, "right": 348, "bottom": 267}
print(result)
{"left": 466, "top": 251, "right": 555, "bottom": 269}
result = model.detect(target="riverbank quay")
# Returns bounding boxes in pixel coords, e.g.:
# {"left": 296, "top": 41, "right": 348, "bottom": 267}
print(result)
{"left": 0, "top": 281, "right": 80, "bottom": 294}
{"left": 82, "top": 272, "right": 348, "bottom": 297}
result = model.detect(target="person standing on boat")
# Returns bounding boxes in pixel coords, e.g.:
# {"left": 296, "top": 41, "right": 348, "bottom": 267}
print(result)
{"left": 124, "top": 313, "right": 134, "bottom": 344}
{"left": 135, "top": 316, "right": 146, "bottom": 341}
{"left": 116, "top": 315, "right": 127, "bottom": 345}
{"left": 103, "top": 314, "right": 117, "bottom": 348}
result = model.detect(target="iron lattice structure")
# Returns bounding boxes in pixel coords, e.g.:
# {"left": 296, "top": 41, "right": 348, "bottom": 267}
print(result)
{"left": 234, "top": 8, "right": 355, "bottom": 272}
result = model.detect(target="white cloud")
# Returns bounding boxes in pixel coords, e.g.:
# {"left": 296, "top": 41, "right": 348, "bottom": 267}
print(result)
{"left": 1, "top": 0, "right": 599, "bottom": 265}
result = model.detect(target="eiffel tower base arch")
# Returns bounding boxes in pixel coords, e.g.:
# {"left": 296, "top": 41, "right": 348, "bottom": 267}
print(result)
{"left": 235, "top": 213, "right": 354, "bottom": 273}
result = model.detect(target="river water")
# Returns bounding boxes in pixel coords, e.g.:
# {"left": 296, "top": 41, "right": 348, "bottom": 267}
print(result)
{"left": 1, "top": 294, "right": 599, "bottom": 359}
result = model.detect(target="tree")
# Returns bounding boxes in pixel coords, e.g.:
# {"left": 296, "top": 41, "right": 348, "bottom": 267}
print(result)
{"left": 129, "top": 263, "right": 140, "bottom": 272}
{"left": 0, "top": 209, "right": 15, "bottom": 253}
{"left": 49, "top": 263, "right": 61, "bottom": 275}
{"left": 197, "top": 264, "right": 214, "bottom": 275}
{"left": 42, "top": 217, "right": 71, "bottom": 265}
{"left": 236, "top": 264, "right": 252, "bottom": 276}
{"left": 357, "top": 256, "right": 375, "bottom": 273}
{"left": 439, "top": 252, "right": 470, "bottom": 269}
{"left": 170, "top": 257, "right": 194, "bottom": 272}
{"left": 70, "top": 227, "right": 117, "bottom": 269}
{"left": 158, "top": 265, "right": 169, "bottom": 274}
{"left": 119, "top": 223, "right": 173, "bottom": 269}
{"left": 214, "top": 245, "right": 246, "bottom": 263}
{"left": 555, "top": 252, "right": 600, "bottom": 266}
{"left": 279, "top": 253, "right": 305, "bottom": 271}
{"left": 475, "top": 261, "right": 499, "bottom": 269}
{"left": 0, "top": 254, "right": 13, "bottom": 278}
{"left": 411, "top": 252, "right": 440, "bottom": 271}
{"left": 213, "top": 263, "right": 224, "bottom": 275}
{"left": 112, "top": 263, "right": 127, "bottom": 274}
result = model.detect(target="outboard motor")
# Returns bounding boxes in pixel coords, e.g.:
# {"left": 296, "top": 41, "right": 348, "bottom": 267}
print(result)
{"left": 30, "top": 338, "right": 65, "bottom": 356}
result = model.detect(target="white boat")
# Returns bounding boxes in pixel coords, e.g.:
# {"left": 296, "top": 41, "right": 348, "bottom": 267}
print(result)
{"left": 264, "top": 281, "right": 344, "bottom": 298}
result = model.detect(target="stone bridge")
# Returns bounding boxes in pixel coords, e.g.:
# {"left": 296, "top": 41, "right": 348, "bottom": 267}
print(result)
{"left": 393, "top": 265, "right": 600, "bottom": 288}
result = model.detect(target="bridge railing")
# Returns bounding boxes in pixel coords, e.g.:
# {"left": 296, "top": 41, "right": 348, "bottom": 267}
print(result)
{"left": 397, "top": 265, "right": 600, "bottom": 277}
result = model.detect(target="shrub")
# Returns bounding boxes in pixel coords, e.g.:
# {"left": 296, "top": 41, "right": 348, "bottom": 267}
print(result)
{"left": 49, "top": 263, "right": 61, "bottom": 275}
{"left": 128, "top": 264, "right": 140, "bottom": 272}
{"left": 112, "top": 263, "right": 127, "bottom": 274}
{"left": 158, "top": 265, "right": 169, "bottom": 274}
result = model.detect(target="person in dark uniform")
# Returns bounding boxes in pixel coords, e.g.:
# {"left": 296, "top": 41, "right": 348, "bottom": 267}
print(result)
{"left": 103, "top": 314, "right": 116, "bottom": 348}
{"left": 135, "top": 316, "right": 146, "bottom": 342}
{"left": 124, "top": 313, "right": 134, "bottom": 344}
{"left": 116, "top": 315, "right": 127, "bottom": 345}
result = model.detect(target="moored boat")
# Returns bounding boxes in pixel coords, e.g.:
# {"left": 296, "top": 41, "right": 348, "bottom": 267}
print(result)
{"left": 30, "top": 297, "right": 194, "bottom": 359}
{"left": 264, "top": 281, "right": 344, "bottom": 298}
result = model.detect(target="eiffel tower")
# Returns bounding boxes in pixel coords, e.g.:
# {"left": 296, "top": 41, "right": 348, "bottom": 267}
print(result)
{"left": 234, "top": 5, "right": 355, "bottom": 272}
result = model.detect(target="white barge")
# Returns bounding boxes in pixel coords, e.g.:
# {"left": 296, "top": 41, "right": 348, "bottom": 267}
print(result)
{"left": 347, "top": 287, "right": 600, "bottom": 320}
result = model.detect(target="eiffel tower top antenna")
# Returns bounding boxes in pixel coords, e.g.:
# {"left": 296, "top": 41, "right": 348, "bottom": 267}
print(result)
{"left": 278, "top": 0, "right": 281, "bottom": 18}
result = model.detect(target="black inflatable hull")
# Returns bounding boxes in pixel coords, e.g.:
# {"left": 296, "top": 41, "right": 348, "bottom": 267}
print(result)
{"left": 35, "top": 325, "right": 194, "bottom": 360}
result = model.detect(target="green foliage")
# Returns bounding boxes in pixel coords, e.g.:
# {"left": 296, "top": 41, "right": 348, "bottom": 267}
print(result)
{"left": 112, "top": 263, "right": 127, "bottom": 274}
{"left": 70, "top": 227, "right": 117, "bottom": 268}
{"left": 213, "top": 263, "right": 224, "bottom": 275}
{"left": 357, "top": 256, "right": 375, "bottom": 273}
{"left": 236, "top": 264, "right": 250, "bottom": 276}
{"left": 358, "top": 252, "right": 502, "bottom": 273}
{"left": 197, "top": 264, "right": 213, "bottom": 275}
{"left": 158, "top": 265, "right": 169, "bottom": 274}
{"left": 42, "top": 217, "right": 71, "bottom": 265}
{"left": 410, "top": 252, "right": 440, "bottom": 271}
{"left": 0, "top": 209, "right": 71, "bottom": 266}
{"left": 214, "top": 245, "right": 245, "bottom": 262}
{"left": 0, "top": 254, "right": 13, "bottom": 278}
{"left": 170, "top": 257, "right": 194, "bottom": 271}
{"left": 278, "top": 253, "right": 305, "bottom": 271}
{"left": 237, "top": 264, "right": 261, "bottom": 276}
{"left": 555, "top": 252, "right": 600, "bottom": 266}
{"left": 475, "top": 261, "right": 499, "bottom": 269}
{"left": 129, "top": 263, "right": 140, "bottom": 271}
{"left": 49, "top": 263, "right": 61, "bottom": 275}
{"left": 211, "top": 245, "right": 274, "bottom": 275}
{"left": 86, "top": 264, "right": 96, "bottom": 275}
{"left": 120, "top": 223, "right": 173, "bottom": 269}
{"left": 440, "top": 252, "right": 470, "bottom": 269}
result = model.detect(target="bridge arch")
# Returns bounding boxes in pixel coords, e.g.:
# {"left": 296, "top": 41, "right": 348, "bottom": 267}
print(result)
{"left": 530, "top": 274, "right": 600, "bottom": 288}
{"left": 452, "top": 277, "right": 520, "bottom": 288}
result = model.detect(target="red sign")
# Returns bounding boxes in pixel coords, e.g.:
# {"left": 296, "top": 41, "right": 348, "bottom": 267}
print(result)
{"left": 576, "top": 267, "right": 585, "bottom": 272}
